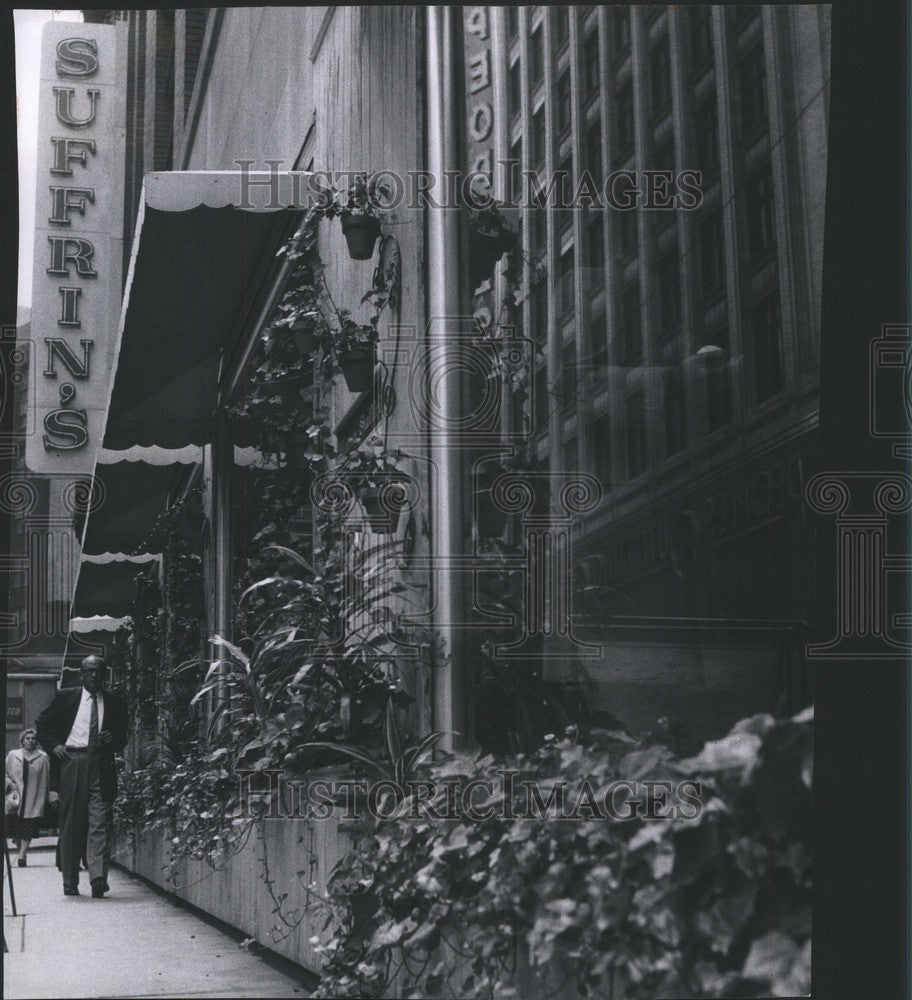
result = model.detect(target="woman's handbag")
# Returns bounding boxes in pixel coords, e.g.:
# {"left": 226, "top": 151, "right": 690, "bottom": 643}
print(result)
{"left": 5, "top": 783, "right": 20, "bottom": 815}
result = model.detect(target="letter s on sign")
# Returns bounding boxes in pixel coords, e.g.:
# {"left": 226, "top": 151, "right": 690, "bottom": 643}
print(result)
{"left": 56, "top": 38, "right": 99, "bottom": 78}
{"left": 43, "top": 408, "right": 89, "bottom": 451}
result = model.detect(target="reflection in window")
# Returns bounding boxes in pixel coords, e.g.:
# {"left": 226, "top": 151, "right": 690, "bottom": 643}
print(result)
{"left": 561, "top": 339, "right": 578, "bottom": 408}
{"left": 612, "top": 6, "right": 631, "bottom": 59}
{"left": 583, "top": 32, "right": 600, "bottom": 97}
{"left": 532, "top": 106, "right": 546, "bottom": 165}
{"left": 745, "top": 169, "right": 775, "bottom": 263}
{"left": 695, "top": 98, "right": 720, "bottom": 176}
{"left": 616, "top": 84, "right": 634, "bottom": 156}
{"left": 530, "top": 24, "right": 544, "bottom": 87}
{"left": 739, "top": 45, "right": 768, "bottom": 138}
{"left": 657, "top": 248, "right": 681, "bottom": 343}
{"left": 750, "top": 293, "right": 783, "bottom": 403}
{"left": 585, "top": 122, "right": 603, "bottom": 187}
{"left": 556, "top": 70, "right": 572, "bottom": 135}
{"left": 699, "top": 210, "right": 726, "bottom": 299}
{"left": 509, "top": 59, "right": 522, "bottom": 121}
{"left": 558, "top": 246, "right": 576, "bottom": 316}
{"left": 591, "top": 410, "right": 612, "bottom": 491}
{"left": 663, "top": 366, "right": 686, "bottom": 457}
{"left": 626, "top": 390, "right": 646, "bottom": 479}
{"left": 622, "top": 284, "right": 642, "bottom": 365}
{"left": 690, "top": 6, "right": 714, "bottom": 70}
{"left": 650, "top": 38, "right": 672, "bottom": 116}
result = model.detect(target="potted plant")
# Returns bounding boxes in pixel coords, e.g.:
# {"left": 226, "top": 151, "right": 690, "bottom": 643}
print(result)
{"left": 334, "top": 316, "right": 378, "bottom": 393}
{"left": 473, "top": 462, "right": 510, "bottom": 539}
{"left": 340, "top": 175, "right": 382, "bottom": 260}
{"left": 468, "top": 201, "right": 519, "bottom": 290}
{"left": 342, "top": 437, "right": 410, "bottom": 534}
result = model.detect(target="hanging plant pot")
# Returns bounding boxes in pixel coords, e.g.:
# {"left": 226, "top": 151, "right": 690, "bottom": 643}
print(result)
{"left": 290, "top": 322, "right": 317, "bottom": 357}
{"left": 469, "top": 231, "right": 514, "bottom": 290}
{"left": 341, "top": 213, "right": 382, "bottom": 260}
{"left": 284, "top": 432, "right": 312, "bottom": 469}
{"left": 474, "top": 485, "right": 508, "bottom": 538}
{"left": 339, "top": 344, "right": 376, "bottom": 393}
{"left": 359, "top": 473, "right": 410, "bottom": 534}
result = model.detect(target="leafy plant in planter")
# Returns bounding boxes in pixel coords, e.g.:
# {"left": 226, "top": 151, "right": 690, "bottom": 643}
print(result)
{"left": 334, "top": 313, "right": 379, "bottom": 394}
{"left": 340, "top": 174, "right": 384, "bottom": 260}
{"left": 339, "top": 435, "right": 410, "bottom": 533}
{"left": 468, "top": 200, "right": 520, "bottom": 290}
{"left": 311, "top": 707, "right": 814, "bottom": 1000}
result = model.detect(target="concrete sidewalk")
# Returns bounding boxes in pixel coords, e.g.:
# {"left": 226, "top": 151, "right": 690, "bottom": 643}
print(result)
{"left": 3, "top": 846, "right": 310, "bottom": 999}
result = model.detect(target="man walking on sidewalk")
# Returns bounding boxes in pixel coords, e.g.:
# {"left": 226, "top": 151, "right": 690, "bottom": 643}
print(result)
{"left": 36, "top": 656, "right": 129, "bottom": 898}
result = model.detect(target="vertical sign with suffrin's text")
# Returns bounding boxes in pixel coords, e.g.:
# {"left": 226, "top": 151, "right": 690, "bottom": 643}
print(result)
{"left": 26, "top": 21, "right": 125, "bottom": 474}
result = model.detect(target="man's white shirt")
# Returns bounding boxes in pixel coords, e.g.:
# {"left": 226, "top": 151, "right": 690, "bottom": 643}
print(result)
{"left": 66, "top": 688, "right": 105, "bottom": 748}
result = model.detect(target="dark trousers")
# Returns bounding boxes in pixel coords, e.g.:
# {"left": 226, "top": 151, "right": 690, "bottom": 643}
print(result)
{"left": 58, "top": 752, "right": 112, "bottom": 888}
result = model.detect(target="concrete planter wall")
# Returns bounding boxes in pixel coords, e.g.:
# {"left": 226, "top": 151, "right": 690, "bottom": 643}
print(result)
{"left": 113, "top": 813, "right": 353, "bottom": 976}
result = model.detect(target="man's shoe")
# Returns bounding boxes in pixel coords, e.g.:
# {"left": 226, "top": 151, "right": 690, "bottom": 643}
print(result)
{"left": 17, "top": 858, "right": 27, "bottom": 867}
{"left": 91, "top": 877, "right": 108, "bottom": 898}
{"left": 63, "top": 887, "right": 79, "bottom": 896}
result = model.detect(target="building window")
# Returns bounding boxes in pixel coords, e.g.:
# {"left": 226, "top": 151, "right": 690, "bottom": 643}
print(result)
{"left": 653, "top": 138, "right": 675, "bottom": 174}
{"left": 690, "top": 6, "right": 713, "bottom": 71}
{"left": 561, "top": 339, "right": 577, "bottom": 408}
{"left": 732, "top": 5, "right": 762, "bottom": 31}
{"left": 591, "top": 410, "right": 612, "bottom": 489}
{"left": 583, "top": 31, "right": 600, "bottom": 97}
{"left": 626, "top": 390, "right": 646, "bottom": 479}
{"left": 556, "top": 155, "right": 574, "bottom": 235}
{"left": 532, "top": 105, "right": 546, "bottom": 166}
{"left": 615, "top": 84, "right": 634, "bottom": 157}
{"left": 586, "top": 213, "right": 605, "bottom": 278}
{"left": 531, "top": 191, "right": 548, "bottom": 258}
{"left": 657, "top": 248, "right": 681, "bottom": 342}
{"left": 622, "top": 284, "right": 641, "bottom": 365}
{"left": 558, "top": 246, "right": 575, "bottom": 317}
{"left": 584, "top": 122, "right": 603, "bottom": 188}
{"left": 507, "top": 5, "right": 520, "bottom": 38}
{"left": 535, "top": 362, "right": 550, "bottom": 433}
{"left": 702, "top": 334, "right": 732, "bottom": 431}
{"left": 531, "top": 279, "right": 548, "bottom": 349}
{"left": 508, "top": 59, "right": 522, "bottom": 121}
{"left": 589, "top": 309, "right": 609, "bottom": 370}
{"left": 509, "top": 136, "right": 523, "bottom": 203}
{"left": 617, "top": 209, "right": 638, "bottom": 263}
{"left": 739, "top": 44, "right": 768, "bottom": 139}
{"left": 530, "top": 24, "right": 544, "bottom": 87}
{"left": 612, "top": 6, "right": 631, "bottom": 60}
{"left": 556, "top": 70, "right": 572, "bottom": 136}
{"left": 650, "top": 38, "right": 672, "bottom": 117}
{"left": 695, "top": 98, "right": 720, "bottom": 175}
{"left": 663, "top": 367, "right": 686, "bottom": 457}
{"left": 745, "top": 169, "right": 775, "bottom": 263}
{"left": 749, "top": 293, "right": 783, "bottom": 403}
{"left": 699, "top": 210, "right": 726, "bottom": 300}
{"left": 553, "top": 6, "right": 570, "bottom": 49}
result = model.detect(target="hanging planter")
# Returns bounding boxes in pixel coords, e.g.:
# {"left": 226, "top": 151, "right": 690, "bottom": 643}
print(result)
{"left": 339, "top": 343, "right": 376, "bottom": 393}
{"left": 468, "top": 202, "right": 519, "bottom": 290}
{"left": 473, "top": 483, "right": 508, "bottom": 538}
{"left": 341, "top": 213, "right": 382, "bottom": 260}
{"left": 284, "top": 431, "right": 313, "bottom": 470}
{"left": 359, "top": 473, "right": 411, "bottom": 534}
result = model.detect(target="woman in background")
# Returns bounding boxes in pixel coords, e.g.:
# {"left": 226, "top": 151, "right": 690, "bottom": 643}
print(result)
{"left": 5, "top": 727, "right": 52, "bottom": 866}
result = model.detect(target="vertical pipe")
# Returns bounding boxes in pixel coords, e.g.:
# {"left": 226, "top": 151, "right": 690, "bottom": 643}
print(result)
{"left": 425, "top": 6, "right": 467, "bottom": 748}
{"left": 212, "top": 408, "right": 233, "bottom": 713}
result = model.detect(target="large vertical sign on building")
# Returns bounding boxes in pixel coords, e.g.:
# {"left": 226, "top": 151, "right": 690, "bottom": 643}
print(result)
{"left": 26, "top": 21, "right": 125, "bottom": 474}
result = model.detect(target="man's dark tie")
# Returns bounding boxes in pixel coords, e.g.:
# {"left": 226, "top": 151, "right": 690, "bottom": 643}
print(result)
{"left": 89, "top": 694, "right": 99, "bottom": 752}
